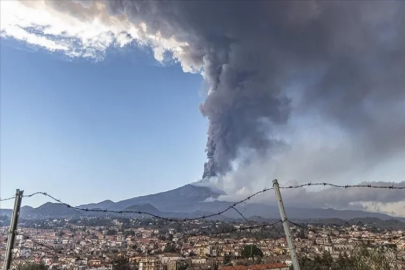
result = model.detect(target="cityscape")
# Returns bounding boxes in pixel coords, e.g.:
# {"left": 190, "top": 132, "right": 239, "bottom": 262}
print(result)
{"left": 2, "top": 214, "right": 405, "bottom": 269}
{"left": 2, "top": 0, "right": 405, "bottom": 270}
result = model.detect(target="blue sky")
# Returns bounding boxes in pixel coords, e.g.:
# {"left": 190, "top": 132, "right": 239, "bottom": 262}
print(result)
{"left": 1, "top": 39, "right": 207, "bottom": 209}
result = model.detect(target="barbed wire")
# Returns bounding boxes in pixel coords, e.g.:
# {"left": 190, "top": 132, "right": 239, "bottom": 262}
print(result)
{"left": 3, "top": 182, "right": 405, "bottom": 270}
{"left": 10, "top": 218, "right": 405, "bottom": 269}
{"left": 16, "top": 189, "right": 276, "bottom": 222}
{"left": 0, "top": 191, "right": 55, "bottom": 202}
{"left": 0, "top": 195, "right": 17, "bottom": 202}
{"left": 279, "top": 182, "right": 405, "bottom": 190}
{"left": 1, "top": 182, "right": 403, "bottom": 224}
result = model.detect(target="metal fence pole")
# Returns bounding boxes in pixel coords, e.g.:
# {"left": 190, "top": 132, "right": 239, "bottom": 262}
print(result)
{"left": 273, "top": 180, "right": 301, "bottom": 270}
{"left": 3, "top": 189, "right": 24, "bottom": 270}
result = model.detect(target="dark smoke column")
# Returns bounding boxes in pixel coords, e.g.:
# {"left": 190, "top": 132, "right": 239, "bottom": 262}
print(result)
{"left": 203, "top": 160, "right": 215, "bottom": 178}
{"left": 202, "top": 138, "right": 216, "bottom": 178}
{"left": 101, "top": 0, "right": 405, "bottom": 181}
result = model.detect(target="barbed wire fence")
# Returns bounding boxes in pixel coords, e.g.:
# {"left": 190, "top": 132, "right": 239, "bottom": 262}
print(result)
{"left": 2, "top": 181, "right": 405, "bottom": 269}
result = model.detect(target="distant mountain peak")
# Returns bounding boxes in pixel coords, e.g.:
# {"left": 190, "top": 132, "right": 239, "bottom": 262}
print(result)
{"left": 124, "top": 203, "right": 161, "bottom": 215}
{"left": 99, "top": 199, "right": 114, "bottom": 204}
{"left": 77, "top": 199, "right": 115, "bottom": 210}
{"left": 8, "top": 183, "right": 405, "bottom": 223}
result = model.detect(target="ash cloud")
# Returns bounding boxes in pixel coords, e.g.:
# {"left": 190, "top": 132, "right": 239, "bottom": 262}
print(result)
{"left": 98, "top": 0, "right": 405, "bottom": 178}
{"left": 210, "top": 180, "right": 405, "bottom": 215}
{"left": 8, "top": 1, "right": 405, "bottom": 187}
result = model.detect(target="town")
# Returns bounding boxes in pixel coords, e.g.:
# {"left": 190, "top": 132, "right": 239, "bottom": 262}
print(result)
{"left": 2, "top": 217, "right": 405, "bottom": 270}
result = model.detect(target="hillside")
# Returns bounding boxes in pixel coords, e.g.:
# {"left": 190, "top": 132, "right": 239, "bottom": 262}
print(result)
{"left": 2, "top": 183, "right": 403, "bottom": 224}
{"left": 97, "top": 184, "right": 221, "bottom": 212}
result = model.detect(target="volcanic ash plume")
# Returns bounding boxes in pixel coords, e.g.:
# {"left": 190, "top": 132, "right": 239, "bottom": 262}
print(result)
{"left": 12, "top": 0, "right": 405, "bottom": 181}
{"left": 102, "top": 1, "right": 404, "bottom": 180}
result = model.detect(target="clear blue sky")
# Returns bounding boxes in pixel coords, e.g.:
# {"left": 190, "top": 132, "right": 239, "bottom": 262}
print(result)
{"left": 0, "top": 40, "right": 207, "bottom": 209}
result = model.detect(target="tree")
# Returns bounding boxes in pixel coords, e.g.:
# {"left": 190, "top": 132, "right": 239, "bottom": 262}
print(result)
{"left": 294, "top": 245, "right": 398, "bottom": 270}
{"left": 177, "top": 261, "right": 189, "bottom": 270}
{"left": 164, "top": 243, "right": 176, "bottom": 253}
{"left": 112, "top": 257, "right": 132, "bottom": 270}
{"left": 125, "top": 230, "right": 135, "bottom": 238}
{"left": 242, "top": 245, "right": 263, "bottom": 259}
{"left": 107, "top": 229, "right": 117, "bottom": 235}
{"left": 224, "top": 255, "right": 232, "bottom": 265}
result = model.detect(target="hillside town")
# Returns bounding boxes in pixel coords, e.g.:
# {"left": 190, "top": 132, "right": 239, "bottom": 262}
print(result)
{"left": 2, "top": 217, "right": 405, "bottom": 270}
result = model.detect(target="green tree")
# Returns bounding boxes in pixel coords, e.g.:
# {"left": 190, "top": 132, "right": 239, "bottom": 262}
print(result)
{"left": 242, "top": 245, "right": 263, "bottom": 259}
{"left": 223, "top": 255, "right": 232, "bottom": 265}
{"left": 107, "top": 229, "right": 117, "bottom": 235}
{"left": 112, "top": 257, "right": 132, "bottom": 270}
{"left": 125, "top": 230, "right": 135, "bottom": 238}
{"left": 164, "top": 243, "right": 176, "bottom": 253}
{"left": 177, "top": 261, "right": 189, "bottom": 270}
{"left": 295, "top": 245, "right": 397, "bottom": 270}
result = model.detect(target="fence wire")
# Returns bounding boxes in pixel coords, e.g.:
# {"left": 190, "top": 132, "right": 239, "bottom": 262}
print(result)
{"left": 7, "top": 219, "right": 405, "bottom": 269}
{"left": 3, "top": 182, "right": 405, "bottom": 270}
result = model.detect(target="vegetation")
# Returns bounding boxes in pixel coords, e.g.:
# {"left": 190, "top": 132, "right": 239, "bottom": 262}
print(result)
{"left": 164, "top": 243, "right": 176, "bottom": 252}
{"left": 294, "top": 246, "right": 397, "bottom": 270}
{"left": 106, "top": 229, "right": 117, "bottom": 235}
{"left": 242, "top": 244, "right": 263, "bottom": 259}
{"left": 223, "top": 254, "right": 232, "bottom": 265}
{"left": 124, "top": 230, "right": 135, "bottom": 238}
{"left": 112, "top": 257, "right": 133, "bottom": 270}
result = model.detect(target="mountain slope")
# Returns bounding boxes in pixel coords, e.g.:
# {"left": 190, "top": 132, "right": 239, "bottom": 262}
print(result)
{"left": 77, "top": 200, "right": 115, "bottom": 210}
{"left": 124, "top": 203, "right": 162, "bottom": 216}
{"left": 96, "top": 184, "right": 221, "bottom": 212}
{"left": 28, "top": 203, "right": 82, "bottom": 218}
{"left": 5, "top": 183, "right": 404, "bottom": 222}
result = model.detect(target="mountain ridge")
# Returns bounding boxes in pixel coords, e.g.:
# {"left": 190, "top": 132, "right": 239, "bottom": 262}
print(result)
{"left": 2, "top": 184, "right": 404, "bottom": 222}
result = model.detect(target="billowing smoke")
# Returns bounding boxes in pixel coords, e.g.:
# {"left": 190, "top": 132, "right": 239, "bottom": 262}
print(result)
{"left": 98, "top": 1, "right": 405, "bottom": 179}
{"left": 3, "top": 1, "right": 405, "bottom": 183}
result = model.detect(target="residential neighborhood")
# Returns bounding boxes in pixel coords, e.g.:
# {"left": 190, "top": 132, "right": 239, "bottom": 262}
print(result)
{"left": 2, "top": 217, "right": 405, "bottom": 269}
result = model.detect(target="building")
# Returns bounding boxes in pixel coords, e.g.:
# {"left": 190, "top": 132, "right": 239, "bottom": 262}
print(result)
{"left": 139, "top": 257, "right": 163, "bottom": 270}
